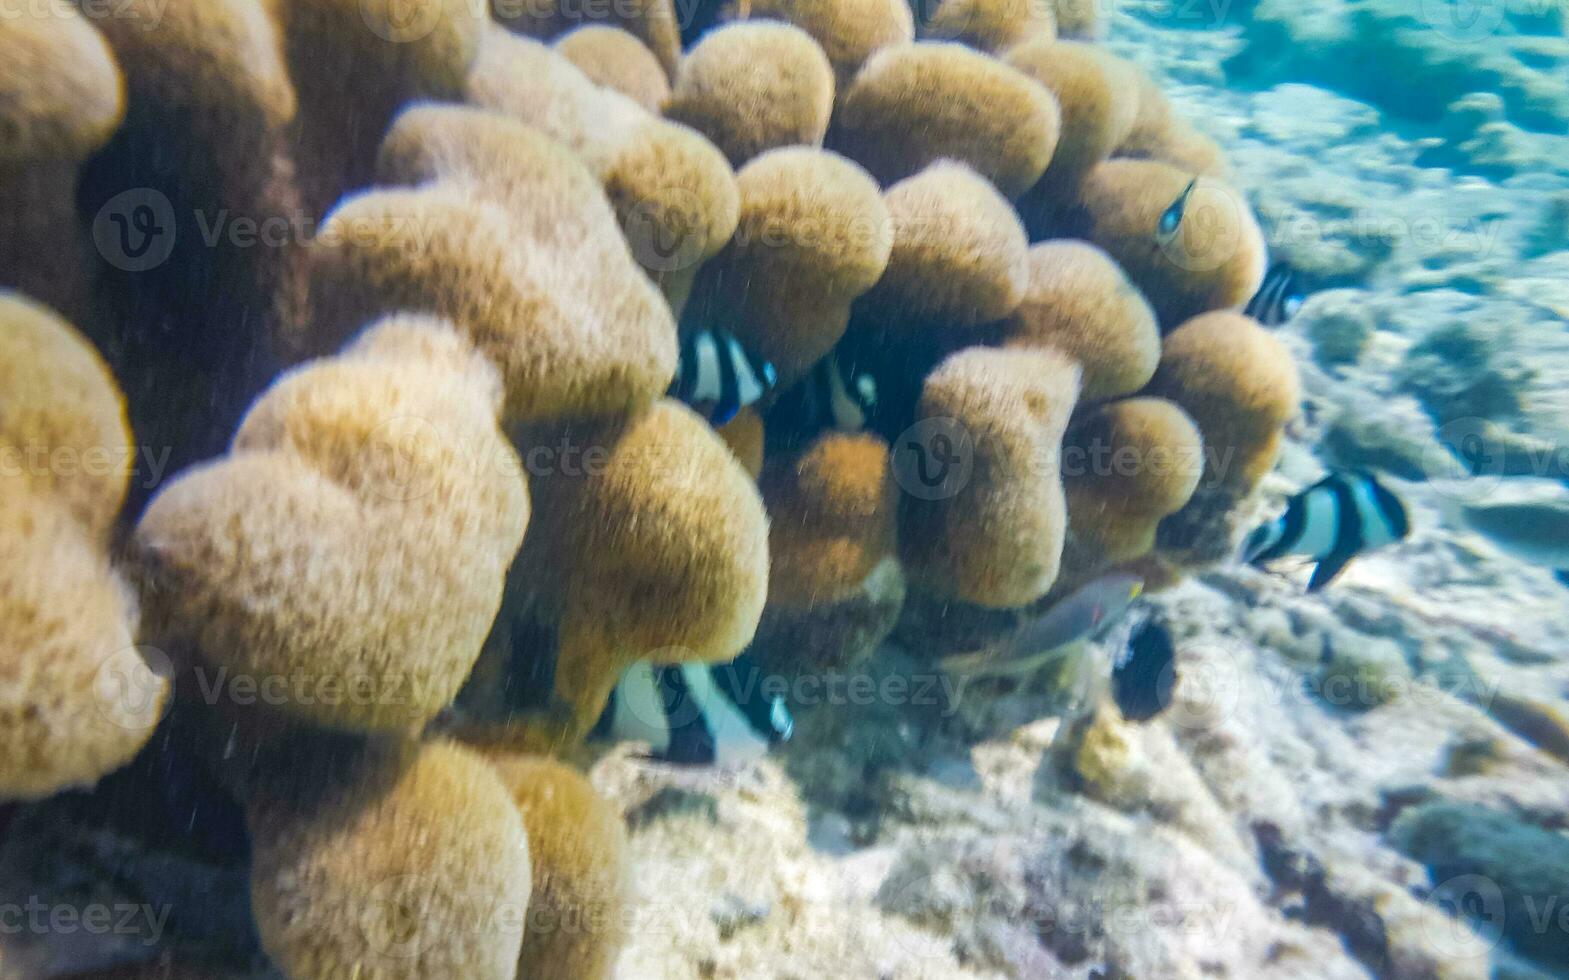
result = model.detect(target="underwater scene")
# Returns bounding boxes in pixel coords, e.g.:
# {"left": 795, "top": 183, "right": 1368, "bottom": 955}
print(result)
{"left": 1, "top": 0, "right": 1568, "bottom": 977}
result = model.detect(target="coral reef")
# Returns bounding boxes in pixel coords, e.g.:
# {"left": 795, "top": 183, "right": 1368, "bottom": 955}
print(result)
{"left": 489, "top": 754, "right": 631, "bottom": 980}
{"left": 834, "top": 41, "right": 1062, "bottom": 197}
{"left": 725, "top": 0, "right": 915, "bottom": 91}
{"left": 135, "top": 317, "right": 529, "bottom": 733}
{"left": 900, "top": 347, "right": 1082, "bottom": 607}
{"left": 689, "top": 147, "right": 891, "bottom": 384}
{"left": 665, "top": 22, "right": 836, "bottom": 167}
{"left": 555, "top": 27, "right": 672, "bottom": 111}
{"left": 248, "top": 738, "right": 531, "bottom": 980}
{"left": 0, "top": 0, "right": 1339, "bottom": 974}
{"left": 0, "top": 296, "right": 165, "bottom": 802}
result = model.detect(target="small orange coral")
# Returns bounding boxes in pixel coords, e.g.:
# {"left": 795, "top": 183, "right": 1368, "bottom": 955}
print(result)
{"left": 1060, "top": 396, "right": 1203, "bottom": 577}
{"left": 761, "top": 432, "right": 898, "bottom": 605}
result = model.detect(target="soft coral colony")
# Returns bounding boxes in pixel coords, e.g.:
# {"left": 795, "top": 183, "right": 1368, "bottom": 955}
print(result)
{"left": 0, "top": 0, "right": 1297, "bottom": 976}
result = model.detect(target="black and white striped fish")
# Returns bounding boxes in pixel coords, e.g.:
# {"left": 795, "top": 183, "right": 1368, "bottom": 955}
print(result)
{"left": 804, "top": 350, "right": 879, "bottom": 433}
{"left": 1154, "top": 177, "right": 1198, "bottom": 246}
{"left": 1244, "top": 261, "right": 1306, "bottom": 327}
{"left": 592, "top": 652, "right": 793, "bottom": 766}
{"left": 1242, "top": 470, "right": 1410, "bottom": 592}
{"left": 668, "top": 329, "right": 777, "bottom": 427}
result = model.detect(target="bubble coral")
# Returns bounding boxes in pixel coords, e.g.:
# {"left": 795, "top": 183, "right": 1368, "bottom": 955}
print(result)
{"left": 1146, "top": 311, "right": 1299, "bottom": 495}
{"left": 1006, "top": 39, "right": 1140, "bottom": 231}
{"left": 857, "top": 161, "right": 1031, "bottom": 331}
{"left": 1145, "top": 311, "right": 1301, "bottom": 565}
{"left": 466, "top": 27, "right": 738, "bottom": 287}
{"left": 247, "top": 737, "right": 532, "bottom": 980}
{"left": 921, "top": 0, "right": 1059, "bottom": 54}
{"left": 555, "top": 26, "right": 671, "bottom": 111}
{"left": 492, "top": 0, "right": 682, "bottom": 78}
{"left": 0, "top": 8, "right": 122, "bottom": 326}
{"left": 1060, "top": 396, "right": 1204, "bottom": 579}
{"left": 1001, "top": 240, "right": 1160, "bottom": 402}
{"left": 135, "top": 317, "right": 529, "bottom": 732}
{"left": 900, "top": 346, "right": 1082, "bottom": 607}
{"left": 665, "top": 22, "right": 837, "bottom": 168}
{"left": 725, "top": 0, "right": 915, "bottom": 91}
{"left": 489, "top": 754, "right": 631, "bottom": 980}
{"left": 268, "top": 0, "right": 483, "bottom": 219}
{"left": 761, "top": 432, "right": 898, "bottom": 605}
{"left": 834, "top": 41, "right": 1062, "bottom": 198}
{"left": 311, "top": 103, "right": 678, "bottom": 422}
{"left": 1071, "top": 159, "right": 1267, "bottom": 331}
{"left": 690, "top": 147, "right": 892, "bottom": 385}
{"left": 526, "top": 401, "right": 771, "bottom": 740}
{"left": 0, "top": 295, "right": 165, "bottom": 801}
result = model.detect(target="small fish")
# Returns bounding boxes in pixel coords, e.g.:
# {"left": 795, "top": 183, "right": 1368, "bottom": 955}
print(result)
{"left": 668, "top": 328, "right": 777, "bottom": 427}
{"left": 808, "top": 350, "right": 879, "bottom": 433}
{"left": 1154, "top": 177, "right": 1198, "bottom": 246}
{"left": 940, "top": 574, "right": 1144, "bottom": 685}
{"left": 1243, "top": 470, "right": 1410, "bottom": 592}
{"left": 1244, "top": 261, "right": 1305, "bottom": 327}
{"left": 1112, "top": 612, "right": 1177, "bottom": 722}
{"left": 1448, "top": 497, "right": 1569, "bottom": 588}
{"left": 592, "top": 652, "right": 792, "bottom": 767}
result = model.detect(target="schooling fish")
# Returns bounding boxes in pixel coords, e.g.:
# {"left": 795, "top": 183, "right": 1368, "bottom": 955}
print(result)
{"left": 1243, "top": 469, "right": 1410, "bottom": 592}
{"left": 668, "top": 328, "right": 777, "bottom": 427}
{"left": 1154, "top": 177, "right": 1199, "bottom": 246}
{"left": 1112, "top": 612, "right": 1177, "bottom": 722}
{"left": 940, "top": 574, "right": 1144, "bottom": 691}
{"left": 1244, "top": 261, "right": 1306, "bottom": 327}
{"left": 592, "top": 652, "right": 793, "bottom": 767}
